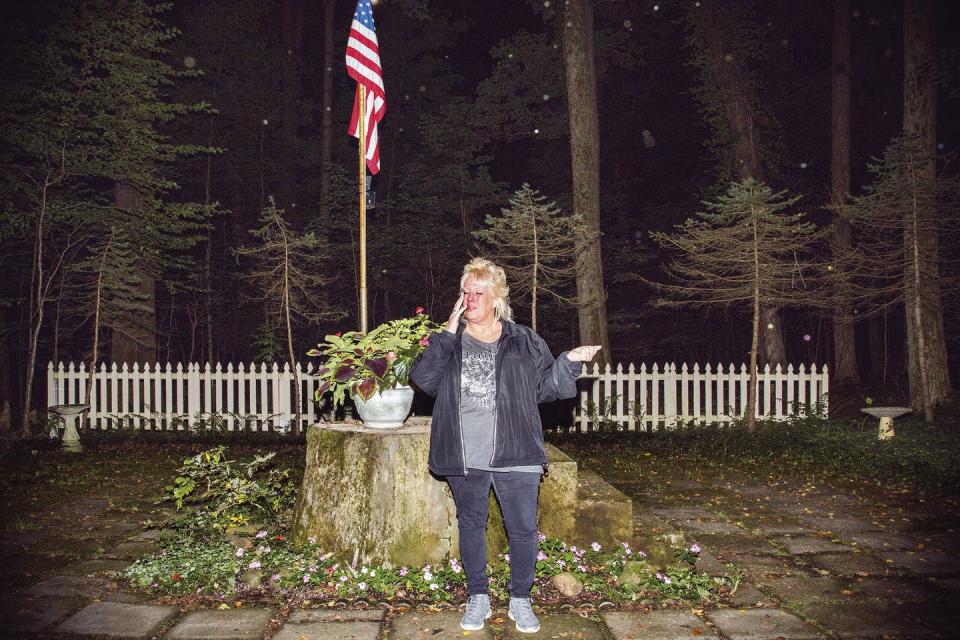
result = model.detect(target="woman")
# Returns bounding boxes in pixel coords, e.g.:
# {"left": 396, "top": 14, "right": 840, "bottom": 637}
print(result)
{"left": 411, "top": 258, "right": 600, "bottom": 634}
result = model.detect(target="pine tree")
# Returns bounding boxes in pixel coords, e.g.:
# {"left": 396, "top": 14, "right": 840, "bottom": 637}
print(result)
{"left": 651, "top": 179, "right": 830, "bottom": 431}
{"left": 72, "top": 229, "right": 152, "bottom": 403}
{"left": 684, "top": 0, "right": 790, "bottom": 365}
{"left": 234, "top": 199, "right": 343, "bottom": 432}
{"left": 474, "top": 185, "right": 583, "bottom": 330}
{"left": 835, "top": 134, "right": 959, "bottom": 419}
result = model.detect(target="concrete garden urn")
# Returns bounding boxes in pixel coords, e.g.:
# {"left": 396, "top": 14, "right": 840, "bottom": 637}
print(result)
{"left": 352, "top": 385, "right": 414, "bottom": 429}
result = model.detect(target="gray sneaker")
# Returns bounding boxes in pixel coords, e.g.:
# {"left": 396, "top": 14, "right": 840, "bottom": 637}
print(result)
{"left": 460, "top": 593, "right": 492, "bottom": 631}
{"left": 508, "top": 597, "right": 540, "bottom": 633}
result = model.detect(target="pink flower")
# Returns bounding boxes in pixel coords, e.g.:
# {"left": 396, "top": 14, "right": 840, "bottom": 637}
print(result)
{"left": 386, "top": 351, "right": 397, "bottom": 362}
{"left": 235, "top": 548, "right": 245, "bottom": 558}
{"left": 416, "top": 306, "right": 425, "bottom": 314}
{"left": 419, "top": 336, "right": 430, "bottom": 347}
{"left": 247, "top": 560, "right": 261, "bottom": 570}
{"left": 537, "top": 551, "right": 547, "bottom": 561}
{"left": 689, "top": 543, "right": 701, "bottom": 554}
{"left": 591, "top": 542, "right": 601, "bottom": 552}
{"left": 399, "top": 567, "right": 409, "bottom": 576}
{"left": 256, "top": 530, "right": 268, "bottom": 539}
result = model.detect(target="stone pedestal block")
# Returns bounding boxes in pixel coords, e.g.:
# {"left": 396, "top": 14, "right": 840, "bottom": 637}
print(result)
{"left": 292, "top": 419, "right": 632, "bottom": 567}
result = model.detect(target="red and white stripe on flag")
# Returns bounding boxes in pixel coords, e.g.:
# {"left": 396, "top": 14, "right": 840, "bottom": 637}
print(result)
{"left": 346, "top": 0, "right": 385, "bottom": 175}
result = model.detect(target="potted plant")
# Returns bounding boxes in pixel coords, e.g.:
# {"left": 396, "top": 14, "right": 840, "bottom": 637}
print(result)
{"left": 308, "top": 309, "right": 440, "bottom": 428}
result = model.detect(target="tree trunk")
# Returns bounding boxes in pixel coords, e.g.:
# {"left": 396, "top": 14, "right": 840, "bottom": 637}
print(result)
{"left": 87, "top": 233, "right": 113, "bottom": 404}
{"left": 281, "top": 226, "right": 302, "bottom": 435}
{"left": 563, "top": 0, "right": 610, "bottom": 363}
{"left": 902, "top": 0, "right": 951, "bottom": 420}
{"left": 22, "top": 180, "right": 49, "bottom": 434}
{"left": 830, "top": 0, "right": 860, "bottom": 386}
{"left": 318, "top": 0, "right": 335, "bottom": 222}
{"left": 747, "top": 219, "right": 761, "bottom": 432}
{"left": 110, "top": 182, "right": 156, "bottom": 365}
{"left": 531, "top": 205, "right": 539, "bottom": 332}
{"left": 700, "top": 9, "right": 787, "bottom": 366}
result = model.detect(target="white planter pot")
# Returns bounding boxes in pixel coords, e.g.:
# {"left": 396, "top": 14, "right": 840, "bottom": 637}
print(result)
{"left": 353, "top": 386, "right": 415, "bottom": 429}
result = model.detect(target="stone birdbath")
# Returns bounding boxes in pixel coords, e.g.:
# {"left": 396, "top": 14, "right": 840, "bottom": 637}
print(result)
{"left": 48, "top": 404, "right": 90, "bottom": 453}
{"left": 861, "top": 406, "right": 911, "bottom": 440}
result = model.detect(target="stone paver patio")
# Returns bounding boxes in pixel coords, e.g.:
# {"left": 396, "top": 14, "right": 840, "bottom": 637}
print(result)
{"left": 3, "top": 465, "right": 958, "bottom": 639}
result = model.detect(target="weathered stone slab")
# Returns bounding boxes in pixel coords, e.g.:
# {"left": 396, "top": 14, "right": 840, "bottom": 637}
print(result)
{"left": 720, "top": 552, "right": 789, "bottom": 574}
{"left": 803, "top": 602, "right": 937, "bottom": 638}
{"left": 24, "top": 574, "right": 112, "bottom": 598}
{"left": 844, "top": 532, "right": 918, "bottom": 551}
{"left": 754, "top": 524, "right": 811, "bottom": 536}
{"left": 603, "top": 610, "right": 719, "bottom": 640}
{"left": 728, "top": 582, "right": 776, "bottom": 607}
{"left": 695, "top": 550, "right": 727, "bottom": 575}
{"left": 756, "top": 575, "right": 853, "bottom": 604}
{"left": 166, "top": 608, "right": 273, "bottom": 640}
{"left": 573, "top": 469, "right": 633, "bottom": 548}
{"left": 273, "top": 620, "right": 380, "bottom": 640}
{"left": 882, "top": 551, "right": 960, "bottom": 577}
{"left": 706, "top": 608, "right": 820, "bottom": 640}
{"left": 800, "top": 516, "right": 883, "bottom": 533}
{"left": 675, "top": 520, "right": 746, "bottom": 535}
{"left": 498, "top": 613, "right": 607, "bottom": 639}
{"left": 287, "top": 609, "right": 385, "bottom": 623}
{"left": 55, "top": 601, "right": 176, "bottom": 638}
{"left": 805, "top": 552, "right": 892, "bottom": 576}
{"left": 0, "top": 596, "right": 81, "bottom": 633}
{"left": 68, "top": 558, "right": 132, "bottom": 575}
{"left": 849, "top": 577, "right": 949, "bottom": 601}
{"left": 390, "top": 610, "right": 492, "bottom": 639}
{"left": 100, "top": 540, "right": 157, "bottom": 560}
{"left": 653, "top": 507, "right": 720, "bottom": 522}
{"left": 777, "top": 536, "right": 850, "bottom": 555}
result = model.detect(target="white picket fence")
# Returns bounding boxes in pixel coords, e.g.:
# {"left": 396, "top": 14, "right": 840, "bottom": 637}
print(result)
{"left": 46, "top": 360, "right": 828, "bottom": 432}
{"left": 46, "top": 362, "right": 324, "bottom": 432}
{"left": 573, "top": 362, "right": 828, "bottom": 431}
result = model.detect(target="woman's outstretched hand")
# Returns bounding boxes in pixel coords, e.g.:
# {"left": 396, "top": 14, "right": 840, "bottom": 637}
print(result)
{"left": 567, "top": 345, "right": 602, "bottom": 362}
{"left": 445, "top": 293, "right": 466, "bottom": 333}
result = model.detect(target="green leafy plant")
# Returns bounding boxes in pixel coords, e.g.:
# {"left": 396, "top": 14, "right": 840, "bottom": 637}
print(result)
{"left": 126, "top": 535, "right": 240, "bottom": 595}
{"left": 161, "top": 446, "right": 296, "bottom": 533}
{"left": 308, "top": 312, "right": 440, "bottom": 407}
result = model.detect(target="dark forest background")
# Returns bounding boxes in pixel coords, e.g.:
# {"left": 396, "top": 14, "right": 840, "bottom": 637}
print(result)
{"left": 2, "top": 0, "right": 958, "bottom": 430}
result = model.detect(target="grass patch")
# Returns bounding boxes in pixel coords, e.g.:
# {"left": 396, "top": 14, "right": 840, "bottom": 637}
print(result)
{"left": 548, "top": 413, "right": 960, "bottom": 496}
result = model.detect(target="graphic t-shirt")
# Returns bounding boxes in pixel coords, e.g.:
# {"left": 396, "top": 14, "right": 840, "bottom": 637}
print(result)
{"left": 460, "top": 331, "right": 542, "bottom": 473}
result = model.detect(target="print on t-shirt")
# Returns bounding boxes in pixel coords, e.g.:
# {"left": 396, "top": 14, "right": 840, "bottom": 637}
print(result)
{"left": 461, "top": 340, "right": 497, "bottom": 413}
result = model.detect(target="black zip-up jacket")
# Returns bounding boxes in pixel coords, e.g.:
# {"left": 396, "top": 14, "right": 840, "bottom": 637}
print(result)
{"left": 410, "top": 320, "right": 581, "bottom": 476}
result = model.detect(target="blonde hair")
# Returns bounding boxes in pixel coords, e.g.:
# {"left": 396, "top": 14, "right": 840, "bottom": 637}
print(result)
{"left": 460, "top": 257, "right": 513, "bottom": 321}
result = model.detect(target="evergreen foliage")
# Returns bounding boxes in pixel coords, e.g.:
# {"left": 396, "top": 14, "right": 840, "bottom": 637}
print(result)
{"left": 651, "top": 178, "right": 830, "bottom": 429}
{"left": 474, "top": 184, "right": 582, "bottom": 330}
{"left": 834, "top": 134, "right": 960, "bottom": 314}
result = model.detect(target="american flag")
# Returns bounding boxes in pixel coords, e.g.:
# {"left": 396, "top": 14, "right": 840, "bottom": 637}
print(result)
{"left": 346, "top": 0, "right": 385, "bottom": 175}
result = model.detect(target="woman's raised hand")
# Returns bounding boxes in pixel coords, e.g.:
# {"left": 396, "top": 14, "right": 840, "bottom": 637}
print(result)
{"left": 567, "top": 345, "right": 602, "bottom": 362}
{"left": 445, "top": 293, "right": 466, "bottom": 333}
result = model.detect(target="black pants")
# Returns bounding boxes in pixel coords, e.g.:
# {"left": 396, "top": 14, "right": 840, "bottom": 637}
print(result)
{"left": 447, "top": 469, "right": 541, "bottom": 598}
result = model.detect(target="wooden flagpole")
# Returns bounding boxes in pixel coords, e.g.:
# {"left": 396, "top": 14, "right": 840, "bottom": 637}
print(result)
{"left": 358, "top": 85, "right": 368, "bottom": 333}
